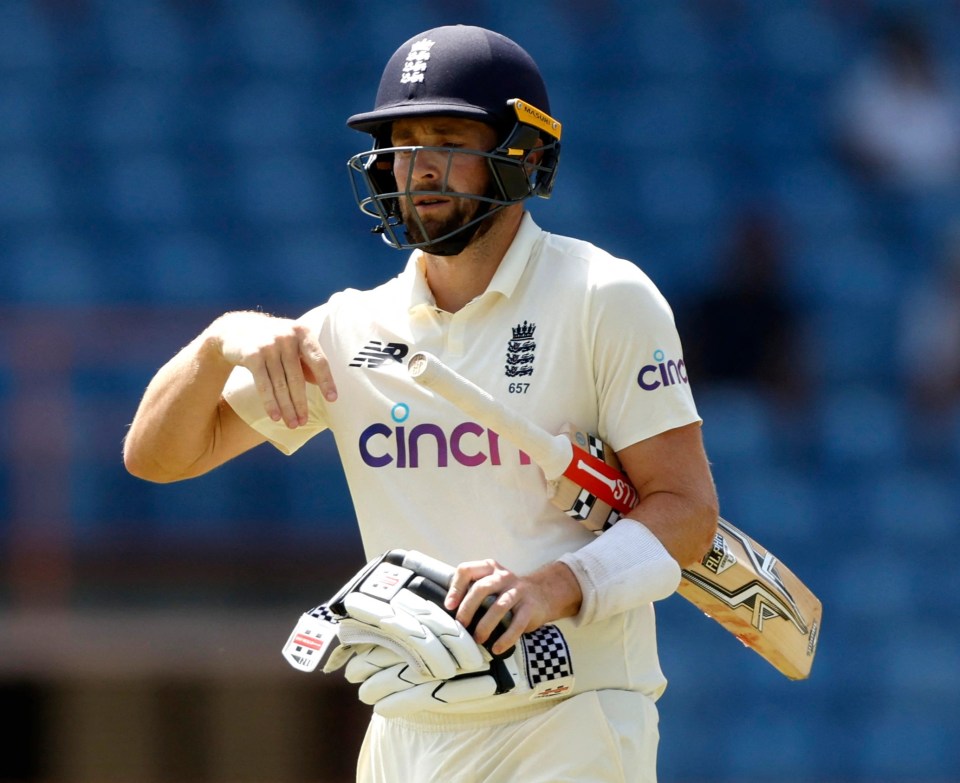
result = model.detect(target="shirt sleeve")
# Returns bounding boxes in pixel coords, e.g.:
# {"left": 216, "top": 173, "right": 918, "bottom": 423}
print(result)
{"left": 589, "top": 261, "right": 701, "bottom": 452}
{"left": 221, "top": 304, "right": 331, "bottom": 456}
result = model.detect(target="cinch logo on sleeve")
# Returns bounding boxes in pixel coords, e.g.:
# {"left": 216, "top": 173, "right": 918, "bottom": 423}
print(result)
{"left": 637, "top": 349, "right": 688, "bottom": 391}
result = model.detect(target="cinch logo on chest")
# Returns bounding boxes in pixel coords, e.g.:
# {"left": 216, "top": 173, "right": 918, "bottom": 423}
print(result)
{"left": 359, "top": 421, "right": 532, "bottom": 469}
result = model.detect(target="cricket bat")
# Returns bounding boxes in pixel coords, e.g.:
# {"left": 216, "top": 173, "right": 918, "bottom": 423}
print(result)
{"left": 407, "top": 351, "right": 821, "bottom": 680}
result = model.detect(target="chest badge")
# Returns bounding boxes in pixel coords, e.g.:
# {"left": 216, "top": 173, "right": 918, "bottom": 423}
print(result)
{"left": 505, "top": 321, "right": 536, "bottom": 378}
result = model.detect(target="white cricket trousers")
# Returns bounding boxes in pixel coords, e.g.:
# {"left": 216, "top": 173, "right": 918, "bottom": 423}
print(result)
{"left": 356, "top": 689, "right": 660, "bottom": 783}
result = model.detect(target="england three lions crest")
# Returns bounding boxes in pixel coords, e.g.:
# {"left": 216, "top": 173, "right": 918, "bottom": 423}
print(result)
{"left": 506, "top": 321, "right": 536, "bottom": 377}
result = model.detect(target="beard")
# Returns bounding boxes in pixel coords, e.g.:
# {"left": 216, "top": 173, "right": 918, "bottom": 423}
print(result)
{"left": 399, "top": 192, "right": 493, "bottom": 256}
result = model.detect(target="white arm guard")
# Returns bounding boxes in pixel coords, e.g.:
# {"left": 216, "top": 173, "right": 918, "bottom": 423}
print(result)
{"left": 557, "top": 519, "right": 681, "bottom": 626}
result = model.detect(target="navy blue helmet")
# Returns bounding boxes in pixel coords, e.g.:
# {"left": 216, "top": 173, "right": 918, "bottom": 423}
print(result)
{"left": 347, "top": 25, "right": 562, "bottom": 254}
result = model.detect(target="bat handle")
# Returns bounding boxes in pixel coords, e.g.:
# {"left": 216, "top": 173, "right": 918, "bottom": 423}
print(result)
{"left": 402, "top": 550, "right": 515, "bottom": 657}
{"left": 408, "top": 351, "right": 572, "bottom": 479}
{"left": 400, "top": 550, "right": 455, "bottom": 589}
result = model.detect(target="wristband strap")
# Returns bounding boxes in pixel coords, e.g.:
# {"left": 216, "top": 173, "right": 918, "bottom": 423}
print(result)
{"left": 558, "top": 520, "right": 680, "bottom": 626}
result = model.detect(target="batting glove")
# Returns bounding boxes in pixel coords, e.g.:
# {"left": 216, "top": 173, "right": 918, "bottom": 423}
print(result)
{"left": 342, "top": 623, "right": 576, "bottom": 718}
{"left": 282, "top": 550, "right": 507, "bottom": 682}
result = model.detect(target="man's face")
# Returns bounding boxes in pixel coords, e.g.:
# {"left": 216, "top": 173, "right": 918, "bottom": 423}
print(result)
{"left": 390, "top": 117, "right": 498, "bottom": 254}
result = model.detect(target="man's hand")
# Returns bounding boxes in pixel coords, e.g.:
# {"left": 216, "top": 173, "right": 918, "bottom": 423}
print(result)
{"left": 209, "top": 311, "right": 336, "bottom": 428}
{"left": 125, "top": 310, "right": 335, "bottom": 482}
{"left": 445, "top": 559, "right": 583, "bottom": 656}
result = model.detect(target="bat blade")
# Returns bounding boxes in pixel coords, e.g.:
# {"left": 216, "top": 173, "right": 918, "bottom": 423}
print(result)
{"left": 407, "top": 351, "right": 821, "bottom": 679}
{"left": 679, "top": 518, "right": 821, "bottom": 680}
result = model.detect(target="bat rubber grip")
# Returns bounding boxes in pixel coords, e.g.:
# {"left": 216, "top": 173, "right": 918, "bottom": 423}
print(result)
{"left": 401, "top": 550, "right": 455, "bottom": 590}
{"left": 403, "top": 551, "right": 515, "bottom": 659}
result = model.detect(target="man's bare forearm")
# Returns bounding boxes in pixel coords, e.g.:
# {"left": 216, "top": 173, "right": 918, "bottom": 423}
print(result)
{"left": 123, "top": 326, "right": 236, "bottom": 483}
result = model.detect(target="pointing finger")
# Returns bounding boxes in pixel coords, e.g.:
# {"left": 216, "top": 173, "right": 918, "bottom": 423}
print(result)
{"left": 297, "top": 327, "right": 337, "bottom": 402}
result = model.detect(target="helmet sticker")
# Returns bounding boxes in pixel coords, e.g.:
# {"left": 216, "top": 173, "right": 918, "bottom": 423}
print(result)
{"left": 400, "top": 38, "right": 435, "bottom": 85}
{"left": 511, "top": 100, "right": 562, "bottom": 141}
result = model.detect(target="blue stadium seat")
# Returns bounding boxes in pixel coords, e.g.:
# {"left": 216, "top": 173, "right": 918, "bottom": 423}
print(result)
{"left": 617, "top": 82, "right": 724, "bottom": 154}
{"left": 82, "top": 78, "right": 182, "bottom": 150}
{"left": 0, "top": 152, "right": 59, "bottom": 224}
{"left": 815, "top": 386, "right": 906, "bottom": 468}
{"left": 878, "top": 623, "right": 960, "bottom": 699}
{"left": 801, "top": 303, "right": 895, "bottom": 384}
{"left": 719, "top": 703, "right": 818, "bottom": 778}
{"left": 139, "top": 231, "right": 235, "bottom": 304}
{"left": 636, "top": 155, "right": 723, "bottom": 229}
{"left": 771, "top": 158, "right": 866, "bottom": 236}
{"left": 867, "top": 466, "right": 958, "bottom": 546}
{"left": 218, "top": 81, "right": 311, "bottom": 151}
{"left": 103, "top": 152, "right": 190, "bottom": 224}
{"left": 755, "top": 4, "right": 846, "bottom": 79}
{"left": 0, "top": 79, "right": 48, "bottom": 148}
{"left": 227, "top": 1, "right": 322, "bottom": 73}
{"left": 830, "top": 544, "right": 916, "bottom": 623}
{"left": 858, "top": 701, "right": 959, "bottom": 780}
{"left": 145, "top": 471, "right": 239, "bottom": 535}
{"left": 8, "top": 232, "right": 104, "bottom": 304}
{"left": 99, "top": 0, "right": 188, "bottom": 73}
{"left": 280, "top": 435, "right": 356, "bottom": 536}
{"left": 262, "top": 230, "right": 380, "bottom": 306}
{"left": 696, "top": 383, "right": 777, "bottom": 465}
{"left": 0, "top": 2, "right": 56, "bottom": 71}
{"left": 629, "top": 5, "right": 717, "bottom": 78}
{"left": 715, "top": 464, "right": 821, "bottom": 545}
{"left": 793, "top": 229, "right": 901, "bottom": 308}
{"left": 233, "top": 151, "right": 325, "bottom": 226}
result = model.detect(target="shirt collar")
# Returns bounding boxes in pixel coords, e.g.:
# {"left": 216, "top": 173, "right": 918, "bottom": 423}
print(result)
{"left": 405, "top": 212, "right": 542, "bottom": 314}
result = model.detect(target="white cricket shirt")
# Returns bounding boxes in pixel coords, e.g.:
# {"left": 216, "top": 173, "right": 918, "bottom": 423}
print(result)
{"left": 225, "top": 213, "right": 701, "bottom": 715}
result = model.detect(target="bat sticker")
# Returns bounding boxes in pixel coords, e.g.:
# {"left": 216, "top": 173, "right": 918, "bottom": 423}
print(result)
{"left": 683, "top": 523, "right": 808, "bottom": 636}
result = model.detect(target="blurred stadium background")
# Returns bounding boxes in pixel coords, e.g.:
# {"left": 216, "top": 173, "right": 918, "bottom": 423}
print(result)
{"left": 2, "top": 1, "right": 960, "bottom": 781}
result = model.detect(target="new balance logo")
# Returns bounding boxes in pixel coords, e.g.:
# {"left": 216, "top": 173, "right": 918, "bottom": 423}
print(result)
{"left": 350, "top": 341, "right": 409, "bottom": 368}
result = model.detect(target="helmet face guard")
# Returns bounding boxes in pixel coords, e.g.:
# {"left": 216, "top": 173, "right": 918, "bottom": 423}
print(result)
{"left": 348, "top": 99, "right": 562, "bottom": 253}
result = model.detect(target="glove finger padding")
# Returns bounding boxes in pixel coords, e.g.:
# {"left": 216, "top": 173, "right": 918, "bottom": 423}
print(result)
{"left": 331, "top": 554, "right": 490, "bottom": 680}
{"left": 392, "top": 588, "right": 485, "bottom": 671}
{"left": 343, "top": 646, "right": 421, "bottom": 685}
{"left": 345, "top": 624, "right": 576, "bottom": 718}
{"left": 337, "top": 589, "right": 487, "bottom": 680}
{"left": 322, "top": 641, "right": 376, "bottom": 675}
